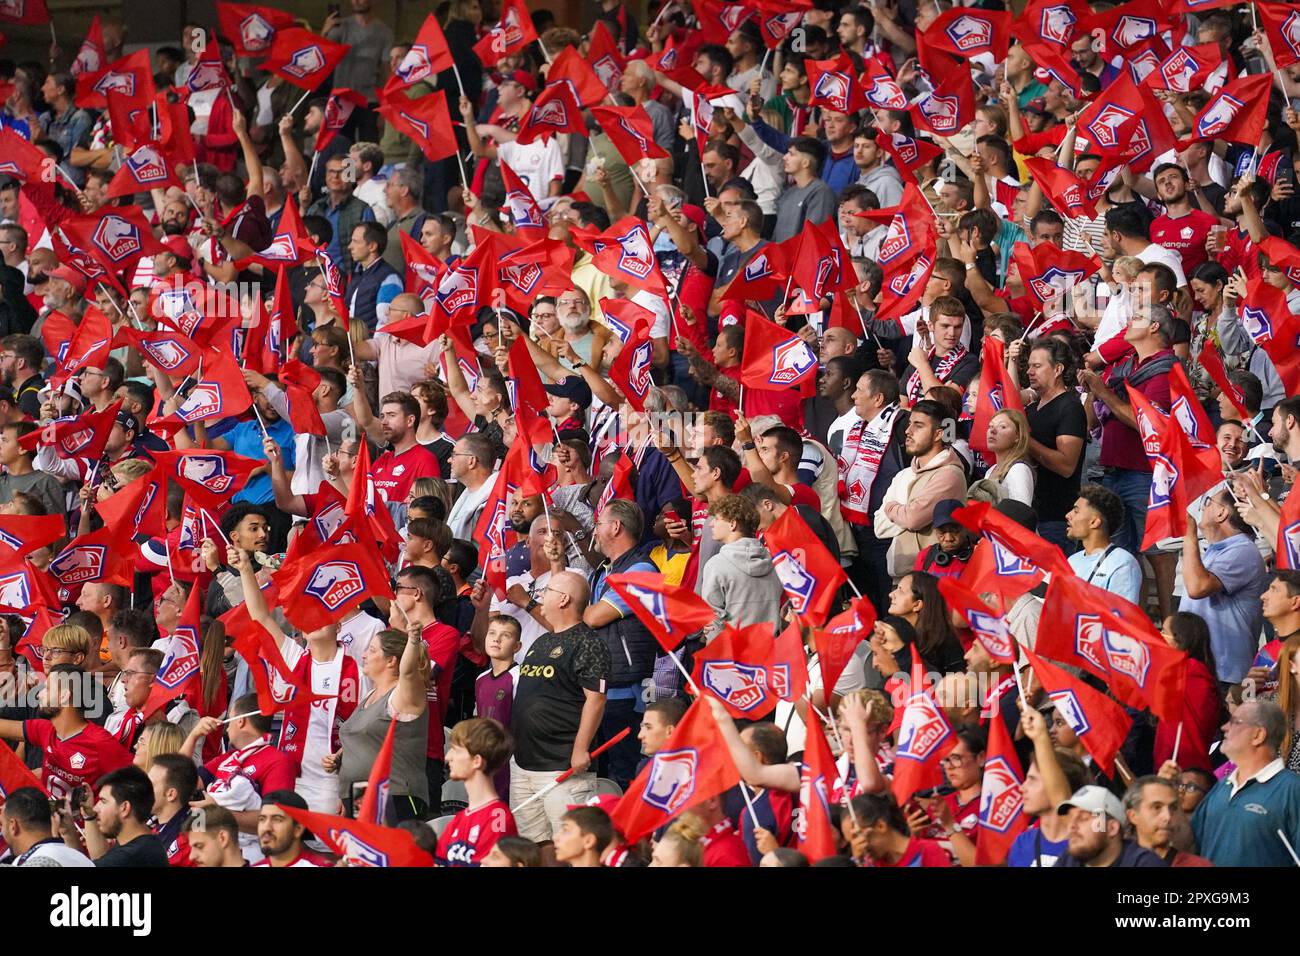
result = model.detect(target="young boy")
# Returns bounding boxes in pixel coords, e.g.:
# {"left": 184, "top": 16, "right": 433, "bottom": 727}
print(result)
{"left": 553, "top": 805, "right": 613, "bottom": 868}
{"left": 436, "top": 718, "right": 518, "bottom": 867}
{"left": 475, "top": 614, "right": 521, "bottom": 797}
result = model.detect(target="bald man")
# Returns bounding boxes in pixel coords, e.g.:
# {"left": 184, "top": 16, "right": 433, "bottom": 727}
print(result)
{"left": 820, "top": 326, "right": 859, "bottom": 362}
{"left": 354, "top": 291, "right": 440, "bottom": 396}
{"left": 509, "top": 558, "right": 611, "bottom": 842}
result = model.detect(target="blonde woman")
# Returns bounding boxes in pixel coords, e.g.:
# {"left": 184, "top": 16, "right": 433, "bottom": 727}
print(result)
{"left": 650, "top": 813, "right": 705, "bottom": 867}
{"left": 985, "top": 408, "right": 1035, "bottom": 506}
{"left": 133, "top": 722, "right": 186, "bottom": 771}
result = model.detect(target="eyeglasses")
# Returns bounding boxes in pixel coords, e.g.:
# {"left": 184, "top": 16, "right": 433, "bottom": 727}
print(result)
{"left": 393, "top": 584, "right": 423, "bottom": 595}
{"left": 119, "top": 669, "right": 153, "bottom": 681}
{"left": 940, "top": 753, "right": 969, "bottom": 767}
{"left": 1177, "top": 782, "right": 1207, "bottom": 794}
{"left": 37, "top": 647, "right": 74, "bottom": 660}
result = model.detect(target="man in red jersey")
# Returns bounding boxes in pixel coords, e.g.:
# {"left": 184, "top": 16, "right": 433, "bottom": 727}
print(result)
{"left": 436, "top": 718, "right": 517, "bottom": 866}
{"left": 371, "top": 391, "right": 441, "bottom": 504}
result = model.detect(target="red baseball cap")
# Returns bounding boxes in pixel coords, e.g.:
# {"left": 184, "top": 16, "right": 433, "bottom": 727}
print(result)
{"left": 567, "top": 793, "right": 621, "bottom": 816}
{"left": 46, "top": 264, "right": 87, "bottom": 293}
{"left": 680, "top": 203, "right": 707, "bottom": 234}
{"left": 503, "top": 69, "right": 537, "bottom": 93}
{"left": 160, "top": 235, "right": 193, "bottom": 264}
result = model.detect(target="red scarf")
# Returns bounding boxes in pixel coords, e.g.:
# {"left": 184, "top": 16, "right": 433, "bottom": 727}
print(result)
{"left": 278, "top": 644, "right": 359, "bottom": 775}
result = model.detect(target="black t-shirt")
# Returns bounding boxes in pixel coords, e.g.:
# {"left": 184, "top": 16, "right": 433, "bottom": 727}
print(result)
{"left": 512, "top": 624, "right": 611, "bottom": 773}
{"left": 1027, "top": 389, "right": 1088, "bottom": 522}
{"left": 423, "top": 435, "right": 456, "bottom": 483}
{"left": 94, "top": 832, "right": 169, "bottom": 867}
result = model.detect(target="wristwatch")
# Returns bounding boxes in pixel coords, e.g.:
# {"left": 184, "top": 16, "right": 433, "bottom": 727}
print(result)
{"left": 965, "top": 262, "right": 976, "bottom": 271}
{"left": 742, "top": 441, "right": 757, "bottom": 451}
{"left": 526, "top": 597, "right": 540, "bottom": 612}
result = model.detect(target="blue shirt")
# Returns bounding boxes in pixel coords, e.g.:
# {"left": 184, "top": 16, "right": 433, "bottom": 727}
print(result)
{"left": 225, "top": 417, "right": 296, "bottom": 504}
{"left": 1006, "top": 825, "right": 1069, "bottom": 868}
{"left": 1068, "top": 545, "right": 1143, "bottom": 607}
{"left": 1179, "top": 534, "right": 1267, "bottom": 683}
{"left": 1192, "top": 760, "right": 1300, "bottom": 867}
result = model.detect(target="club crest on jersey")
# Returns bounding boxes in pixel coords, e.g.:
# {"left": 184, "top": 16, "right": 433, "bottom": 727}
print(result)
{"left": 305, "top": 560, "right": 365, "bottom": 610}
{"left": 0, "top": 572, "right": 30, "bottom": 609}
{"left": 181, "top": 454, "right": 236, "bottom": 495}
{"left": 865, "top": 75, "right": 908, "bottom": 109}
{"left": 897, "top": 692, "right": 951, "bottom": 761}
{"left": 771, "top": 548, "right": 818, "bottom": 612}
{"left": 49, "top": 544, "right": 107, "bottom": 585}
{"left": 701, "top": 661, "right": 773, "bottom": 712}
{"left": 615, "top": 227, "right": 654, "bottom": 280}
{"left": 642, "top": 748, "right": 698, "bottom": 813}
{"left": 93, "top": 69, "right": 136, "bottom": 97}
{"left": 628, "top": 340, "right": 653, "bottom": 397}
{"left": 176, "top": 383, "right": 224, "bottom": 422}
{"left": 1149, "top": 453, "right": 1177, "bottom": 509}
{"left": 436, "top": 267, "right": 478, "bottom": 314}
{"left": 283, "top": 45, "right": 327, "bottom": 79}
{"left": 968, "top": 609, "right": 1013, "bottom": 661}
{"left": 768, "top": 339, "right": 816, "bottom": 386}
{"left": 1074, "top": 612, "right": 1107, "bottom": 672}
{"left": 1039, "top": 5, "right": 1076, "bottom": 45}
{"left": 1112, "top": 15, "right": 1156, "bottom": 48}
{"left": 944, "top": 14, "right": 993, "bottom": 51}
{"left": 1197, "top": 93, "right": 1244, "bottom": 139}
{"left": 505, "top": 189, "right": 544, "bottom": 229}
{"left": 918, "top": 93, "right": 960, "bottom": 132}
{"left": 396, "top": 45, "right": 433, "bottom": 84}
{"left": 979, "top": 756, "right": 1023, "bottom": 831}
{"left": 812, "top": 71, "right": 853, "bottom": 112}
{"left": 92, "top": 215, "right": 143, "bottom": 263}
{"left": 1086, "top": 104, "right": 1135, "bottom": 150}
{"left": 141, "top": 337, "right": 193, "bottom": 372}
{"left": 879, "top": 215, "right": 913, "bottom": 264}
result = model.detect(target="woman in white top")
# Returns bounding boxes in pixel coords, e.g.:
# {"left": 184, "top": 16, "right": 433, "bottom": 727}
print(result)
{"left": 985, "top": 409, "right": 1035, "bottom": 506}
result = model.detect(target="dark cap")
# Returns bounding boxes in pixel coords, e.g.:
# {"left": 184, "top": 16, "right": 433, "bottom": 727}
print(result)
{"left": 932, "top": 498, "right": 964, "bottom": 529}
{"left": 115, "top": 410, "right": 140, "bottom": 435}
{"left": 545, "top": 375, "right": 592, "bottom": 409}
{"left": 994, "top": 498, "right": 1038, "bottom": 532}
{"left": 1022, "top": 97, "right": 1050, "bottom": 116}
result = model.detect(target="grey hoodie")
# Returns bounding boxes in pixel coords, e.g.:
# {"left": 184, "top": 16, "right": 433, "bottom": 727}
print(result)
{"left": 701, "top": 537, "right": 785, "bottom": 637}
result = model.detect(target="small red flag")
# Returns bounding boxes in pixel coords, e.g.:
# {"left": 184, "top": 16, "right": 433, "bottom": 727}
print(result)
{"left": 279, "top": 804, "right": 434, "bottom": 866}
{"left": 548, "top": 44, "right": 608, "bottom": 107}
{"left": 607, "top": 318, "right": 655, "bottom": 412}
{"left": 216, "top": 2, "right": 296, "bottom": 58}
{"left": 938, "top": 577, "right": 1017, "bottom": 664}
{"left": 273, "top": 542, "right": 395, "bottom": 633}
{"left": 514, "top": 83, "right": 586, "bottom": 145}
{"left": 107, "top": 141, "right": 184, "bottom": 198}
{"left": 818, "top": 597, "right": 876, "bottom": 692}
{"left": 152, "top": 449, "right": 264, "bottom": 511}
{"left": 0, "top": 513, "right": 65, "bottom": 555}
{"left": 498, "top": 160, "right": 548, "bottom": 239}
{"left": 974, "top": 706, "right": 1027, "bottom": 865}
{"left": 377, "top": 88, "right": 459, "bottom": 162}
{"left": 60, "top": 204, "right": 168, "bottom": 277}
{"left": 806, "top": 53, "right": 870, "bottom": 114}
{"left": 19, "top": 398, "right": 121, "bottom": 461}
{"left": 48, "top": 526, "right": 133, "bottom": 588}
{"left": 75, "top": 48, "right": 153, "bottom": 111}
{"left": 142, "top": 585, "right": 203, "bottom": 718}
{"left": 762, "top": 505, "right": 847, "bottom": 623}
{"left": 1011, "top": 240, "right": 1100, "bottom": 308}
{"left": 94, "top": 465, "right": 167, "bottom": 538}
{"left": 1024, "top": 645, "right": 1132, "bottom": 778}
{"left": 231, "top": 621, "right": 333, "bottom": 716}
{"left": 587, "top": 20, "right": 626, "bottom": 90}
{"left": 591, "top": 104, "right": 670, "bottom": 162}
{"left": 112, "top": 326, "right": 203, "bottom": 378}
{"left": 739, "top": 311, "right": 819, "bottom": 394}
{"left": 607, "top": 570, "right": 717, "bottom": 653}
{"left": 148, "top": 349, "right": 253, "bottom": 431}
{"left": 473, "top": 0, "right": 539, "bottom": 66}
{"left": 922, "top": 8, "right": 1011, "bottom": 61}
{"left": 47, "top": 306, "right": 114, "bottom": 389}
{"left": 874, "top": 130, "right": 943, "bottom": 184}
{"left": 391, "top": 14, "right": 454, "bottom": 87}
{"left": 264, "top": 27, "right": 351, "bottom": 91}
{"left": 1023, "top": 157, "right": 1098, "bottom": 220}
{"left": 969, "top": 336, "right": 1025, "bottom": 456}
{"left": 690, "top": 620, "right": 809, "bottom": 718}
{"left": 314, "top": 88, "right": 369, "bottom": 153}
{"left": 797, "top": 713, "right": 843, "bottom": 862}
{"left": 1197, "top": 338, "right": 1248, "bottom": 421}
{"left": 238, "top": 195, "right": 307, "bottom": 269}
{"left": 71, "top": 14, "right": 106, "bottom": 77}
{"left": 280, "top": 359, "right": 327, "bottom": 435}
{"left": 891, "top": 657, "right": 957, "bottom": 804}
{"left": 1184, "top": 73, "right": 1273, "bottom": 147}
{"left": 1278, "top": 484, "right": 1300, "bottom": 569}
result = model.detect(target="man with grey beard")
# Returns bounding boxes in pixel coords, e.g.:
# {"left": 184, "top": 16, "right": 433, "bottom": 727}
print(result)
{"left": 552, "top": 288, "right": 613, "bottom": 372}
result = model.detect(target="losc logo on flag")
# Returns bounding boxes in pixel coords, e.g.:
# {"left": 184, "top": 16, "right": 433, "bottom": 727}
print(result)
{"left": 329, "top": 829, "right": 389, "bottom": 867}
{"left": 771, "top": 549, "right": 817, "bottom": 612}
{"left": 126, "top": 145, "right": 168, "bottom": 184}
{"left": 239, "top": 13, "right": 278, "bottom": 52}
{"left": 1129, "top": 49, "right": 1161, "bottom": 85}
{"left": 642, "top": 748, "right": 698, "bottom": 813}
{"left": 865, "top": 75, "right": 908, "bottom": 110}
{"left": 313, "top": 501, "right": 346, "bottom": 542}
{"left": 1172, "top": 397, "right": 1209, "bottom": 449}
{"left": 305, "top": 560, "right": 366, "bottom": 611}
{"left": 918, "top": 93, "right": 960, "bottom": 133}
{"left": 396, "top": 45, "right": 433, "bottom": 84}
{"left": 615, "top": 227, "right": 655, "bottom": 280}
{"left": 1240, "top": 304, "right": 1272, "bottom": 342}
{"left": 505, "top": 189, "right": 544, "bottom": 230}
{"left": 879, "top": 215, "right": 913, "bottom": 264}
{"left": 133, "top": 482, "right": 159, "bottom": 529}
{"left": 0, "top": 572, "right": 29, "bottom": 610}
{"left": 1102, "top": 628, "right": 1152, "bottom": 686}
{"left": 812, "top": 71, "right": 854, "bottom": 112}
{"left": 436, "top": 267, "right": 478, "bottom": 314}
{"left": 968, "top": 609, "right": 1012, "bottom": 661}
{"left": 141, "top": 338, "right": 193, "bottom": 372}
{"left": 260, "top": 234, "right": 298, "bottom": 261}
{"left": 897, "top": 692, "right": 950, "bottom": 760}
{"left": 615, "top": 116, "right": 650, "bottom": 153}
{"left": 1161, "top": 49, "right": 1202, "bottom": 91}
{"left": 57, "top": 427, "right": 95, "bottom": 456}
{"left": 1086, "top": 104, "right": 1135, "bottom": 150}
{"left": 719, "top": 4, "right": 749, "bottom": 31}
{"left": 979, "top": 757, "right": 1023, "bottom": 832}
{"left": 398, "top": 110, "right": 430, "bottom": 141}
{"left": 50, "top": 544, "right": 106, "bottom": 585}
{"left": 0, "top": 528, "right": 20, "bottom": 549}
{"left": 501, "top": 260, "right": 542, "bottom": 295}
{"left": 1073, "top": 612, "right": 1107, "bottom": 673}
{"left": 177, "top": 383, "right": 225, "bottom": 422}
{"left": 768, "top": 339, "right": 817, "bottom": 386}
{"left": 92, "top": 215, "right": 143, "bottom": 263}
{"left": 283, "top": 45, "right": 327, "bottom": 79}
{"left": 1049, "top": 688, "right": 1091, "bottom": 735}
{"left": 944, "top": 14, "right": 992, "bottom": 51}
{"left": 181, "top": 454, "right": 235, "bottom": 494}
{"left": 93, "top": 70, "right": 137, "bottom": 97}
{"left": 628, "top": 340, "right": 653, "bottom": 397}
{"left": 702, "top": 661, "right": 772, "bottom": 712}
{"left": 157, "top": 627, "right": 200, "bottom": 688}
{"left": 1039, "top": 5, "right": 1076, "bottom": 45}
{"left": 1028, "top": 266, "right": 1085, "bottom": 302}
{"left": 1283, "top": 520, "right": 1300, "bottom": 568}
{"left": 1197, "top": 93, "right": 1244, "bottom": 139}
{"left": 889, "top": 133, "right": 919, "bottom": 165}
{"left": 593, "top": 55, "right": 621, "bottom": 87}
{"left": 794, "top": 769, "right": 831, "bottom": 842}
{"left": 534, "top": 98, "right": 571, "bottom": 127}
{"left": 990, "top": 539, "right": 1034, "bottom": 577}
{"left": 625, "top": 583, "right": 671, "bottom": 632}
{"left": 1284, "top": 11, "right": 1300, "bottom": 58}
{"left": 743, "top": 252, "right": 774, "bottom": 282}
{"left": 1111, "top": 15, "right": 1156, "bottom": 48}
{"left": 1149, "top": 453, "right": 1177, "bottom": 509}
{"left": 813, "top": 252, "right": 840, "bottom": 297}
{"left": 987, "top": 383, "right": 1005, "bottom": 413}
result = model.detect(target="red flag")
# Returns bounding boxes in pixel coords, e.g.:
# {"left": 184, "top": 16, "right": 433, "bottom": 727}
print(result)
{"left": 797, "top": 714, "right": 842, "bottom": 862}
{"left": 1184, "top": 73, "right": 1273, "bottom": 148}
{"left": 0, "top": 0, "right": 49, "bottom": 26}
{"left": 1011, "top": 241, "right": 1100, "bottom": 309}
{"left": 0, "top": 127, "right": 55, "bottom": 183}
{"left": 959, "top": 538, "right": 1043, "bottom": 604}
{"left": 94, "top": 465, "right": 167, "bottom": 539}
{"left": 495, "top": 233, "right": 573, "bottom": 312}
{"left": 817, "top": 597, "right": 876, "bottom": 696}
{"left": 1012, "top": 0, "right": 1089, "bottom": 55}
{"left": 718, "top": 243, "right": 789, "bottom": 303}
{"left": 591, "top": 104, "right": 670, "bottom": 162}
{"left": 48, "top": 526, "right": 132, "bottom": 588}
{"left": 874, "top": 131, "right": 943, "bottom": 184}
{"left": 142, "top": 585, "right": 203, "bottom": 718}
{"left": 876, "top": 253, "right": 935, "bottom": 326}
{"left": 359, "top": 721, "right": 397, "bottom": 824}
{"left": 273, "top": 541, "right": 395, "bottom": 633}
{"left": 231, "top": 621, "right": 333, "bottom": 716}
{"left": 280, "top": 359, "right": 327, "bottom": 435}
{"left": 806, "top": 53, "right": 870, "bottom": 114}
{"left": 60, "top": 204, "right": 167, "bottom": 277}
{"left": 112, "top": 326, "right": 202, "bottom": 378}
{"left": 739, "top": 311, "right": 819, "bottom": 394}
{"left": 75, "top": 48, "right": 153, "bottom": 111}
{"left": 974, "top": 707, "right": 1027, "bottom": 865}
{"left": 1024, "top": 646, "right": 1132, "bottom": 778}
{"left": 855, "top": 181, "right": 939, "bottom": 278}
{"left": 471, "top": 468, "right": 515, "bottom": 595}
{"left": 587, "top": 20, "right": 626, "bottom": 91}
{"left": 48, "top": 306, "right": 114, "bottom": 388}
{"left": 334, "top": 435, "right": 403, "bottom": 565}
{"left": 18, "top": 398, "right": 120, "bottom": 461}
{"left": 1198, "top": 338, "right": 1248, "bottom": 420}
{"left": 400, "top": 232, "right": 444, "bottom": 309}
{"left": 498, "top": 161, "right": 547, "bottom": 239}
{"left": 1260, "top": 235, "right": 1300, "bottom": 290}
{"left": 1075, "top": 73, "right": 1163, "bottom": 167}
{"left": 607, "top": 318, "right": 655, "bottom": 411}
{"left": 1240, "top": 275, "right": 1300, "bottom": 392}
{"left": 473, "top": 0, "right": 539, "bottom": 66}
{"left": 0, "top": 730, "right": 46, "bottom": 798}
{"left": 377, "top": 89, "right": 459, "bottom": 162}
{"left": 1023, "top": 156, "right": 1098, "bottom": 220}
{"left": 610, "top": 698, "right": 741, "bottom": 843}
{"left": 314, "top": 88, "right": 369, "bottom": 153}
{"left": 953, "top": 500, "right": 1074, "bottom": 579}
{"left": 107, "top": 141, "right": 183, "bottom": 198}
{"left": 969, "top": 336, "right": 1025, "bottom": 456}
{"left": 1168, "top": 363, "right": 1217, "bottom": 453}
{"left": 690, "top": 621, "right": 809, "bottom": 718}
{"left": 264, "top": 28, "right": 351, "bottom": 91}
{"left": 922, "top": 8, "right": 1011, "bottom": 62}
{"left": 599, "top": 297, "right": 656, "bottom": 343}
{"left": 1279, "top": 484, "right": 1300, "bottom": 569}
{"left": 148, "top": 349, "right": 254, "bottom": 431}
{"left": 279, "top": 805, "right": 434, "bottom": 866}
{"left": 910, "top": 56, "right": 974, "bottom": 137}
{"left": 762, "top": 505, "right": 847, "bottom": 623}
{"left": 515, "top": 83, "right": 586, "bottom": 145}
{"left": 153, "top": 449, "right": 263, "bottom": 511}
{"left": 1261, "top": 2, "right": 1300, "bottom": 68}
{"left": 938, "top": 577, "right": 1017, "bottom": 665}
{"left": 1127, "top": 389, "right": 1222, "bottom": 550}
{"left": 1144, "top": 42, "right": 1224, "bottom": 93}
{"left": 570, "top": 216, "right": 669, "bottom": 295}
{"left": 891, "top": 658, "right": 957, "bottom": 804}
{"left": 757, "top": 3, "right": 806, "bottom": 48}
{"left": 0, "top": 556, "right": 59, "bottom": 612}
{"left": 607, "top": 570, "right": 718, "bottom": 653}
{"left": 548, "top": 44, "right": 608, "bottom": 108}
{"left": 71, "top": 14, "right": 106, "bottom": 78}
{"left": 179, "top": 46, "right": 231, "bottom": 95}
{"left": 1075, "top": 0, "right": 1172, "bottom": 56}
{"left": 238, "top": 195, "right": 307, "bottom": 269}
{"left": 0, "top": 513, "right": 65, "bottom": 555}
{"left": 216, "top": 2, "right": 296, "bottom": 58}
{"left": 861, "top": 59, "right": 910, "bottom": 110}
{"left": 594, "top": 450, "right": 637, "bottom": 515}
{"left": 788, "top": 218, "right": 856, "bottom": 300}
{"left": 391, "top": 14, "right": 454, "bottom": 87}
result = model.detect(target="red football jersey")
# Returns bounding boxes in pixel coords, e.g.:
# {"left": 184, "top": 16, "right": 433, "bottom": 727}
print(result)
{"left": 202, "top": 736, "right": 297, "bottom": 796}
{"left": 372, "top": 443, "right": 442, "bottom": 504}
{"left": 423, "top": 621, "right": 461, "bottom": 761}
{"left": 701, "top": 819, "right": 751, "bottom": 867}
{"left": 23, "top": 719, "right": 134, "bottom": 801}
{"left": 435, "top": 799, "right": 517, "bottom": 866}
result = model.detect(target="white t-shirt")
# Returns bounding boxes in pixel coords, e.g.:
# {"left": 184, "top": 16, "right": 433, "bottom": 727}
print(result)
{"left": 827, "top": 408, "right": 862, "bottom": 457}
{"left": 13, "top": 842, "right": 94, "bottom": 867}
{"left": 279, "top": 641, "right": 344, "bottom": 814}
{"left": 1137, "top": 241, "right": 1188, "bottom": 288}
{"left": 490, "top": 569, "right": 551, "bottom": 662}
{"left": 1094, "top": 283, "right": 1132, "bottom": 351}
{"left": 497, "top": 139, "right": 564, "bottom": 202}
{"left": 998, "top": 460, "right": 1035, "bottom": 507}
{"left": 354, "top": 177, "right": 394, "bottom": 228}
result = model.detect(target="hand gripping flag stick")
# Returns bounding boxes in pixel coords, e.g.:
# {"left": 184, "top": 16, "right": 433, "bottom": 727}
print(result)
{"left": 511, "top": 727, "right": 631, "bottom": 812}
{"left": 220, "top": 708, "right": 264, "bottom": 725}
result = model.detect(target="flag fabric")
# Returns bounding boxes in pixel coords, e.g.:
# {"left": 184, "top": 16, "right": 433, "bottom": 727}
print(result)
{"left": 761, "top": 505, "right": 847, "bottom": 623}
{"left": 969, "top": 336, "right": 1024, "bottom": 456}
{"left": 570, "top": 216, "right": 669, "bottom": 295}
{"left": 0, "top": 0, "right": 49, "bottom": 26}
{"left": 1184, "top": 73, "right": 1273, "bottom": 148}
{"left": 1260, "top": 235, "right": 1300, "bottom": 289}
{"left": 94, "top": 465, "right": 168, "bottom": 539}
{"left": 230, "top": 620, "right": 333, "bottom": 716}
{"left": 216, "top": 2, "right": 296, "bottom": 57}
{"left": 495, "top": 234, "right": 573, "bottom": 312}
{"left": 1023, "top": 646, "right": 1132, "bottom": 778}
{"left": 473, "top": 0, "right": 539, "bottom": 66}
{"left": 19, "top": 398, "right": 121, "bottom": 461}
{"left": 1167, "top": 363, "right": 1217, "bottom": 453}
{"left": 239, "top": 195, "right": 307, "bottom": 269}
{"left": 47, "top": 306, "right": 114, "bottom": 388}
{"left": 60, "top": 204, "right": 168, "bottom": 277}
{"left": 861, "top": 60, "right": 910, "bottom": 110}
{"left": 107, "top": 142, "right": 184, "bottom": 198}
{"left": 498, "top": 161, "right": 548, "bottom": 238}
{"left": 149, "top": 349, "right": 253, "bottom": 431}
{"left": 959, "top": 538, "right": 1044, "bottom": 605}
{"left": 48, "top": 527, "right": 133, "bottom": 588}
{"left": 358, "top": 721, "right": 397, "bottom": 825}
{"left": 739, "top": 311, "right": 819, "bottom": 394}
{"left": 515, "top": 82, "right": 587, "bottom": 145}
{"left": 718, "top": 244, "right": 789, "bottom": 303}
{"left": 0, "top": 732, "right": 46, "bottom": 798}
{"left": 1261, "top": 1, "right": 1300, "bottom": 68}
{"left": 953, "top": 500, "right": 1074, "bottom": 578}
{"left": 391, "top": 14, "right": 454, "bottom": 87}
{"left": 1198, "top": 338, "right": 1249, "bottom": 420}
{"left": 279, "top": 805, "right": 434, "bottom": 866}
{"left": 591, "top": 104, "right": 670, "bottom": 162}
{"left": 180, "top": 47, "right": 231, "bottom": 95}
{"left": 75, "top": 48, "right": 153, "bottom": 111}
{"left": 818, "top": 597, "right": 876, "bottom": 693}
{"left": 1278, "top": 484, "right": 1300, "bottom": 569}
{"left": 1012, "top": 0, "right": 1088, "bottom": 55}
{"left": 587, "top": 20, "right": 626, "bottom": 90}
{"left": 690, "top": 621, "right": 808, "bottom": 718}
{"left": 974, "top": 706, "right": 1027, "bottom": 865}
{"left": 377, "top": 89, "right": 459, "bottom": 162}
{"left": 757, "top": 3, "right": 806, "bottom": 48}
{"left": 922, "top": 8, "right": 1011, "bottom": 62}
{"left": 874, "top": 131, "right": 944, "bottom": 184}
{"left": 599, "top": 297, "right": 656, "bottom": 344}
{"left": 607, "top": 318, "right": 654, "bottom": 411}
{"left": 0, "top": 127, "right": 54, "bottom": 183}
{"left": 876, "top": 253, "right": 936, "bottom": 325}
{"left": 71, "top": 14, "right": 106, "bottom": 77}
{"left": 937, "top": 577, "right": 1017, "bottom": 664}
{"left": 796, "top": 713, "right": 842, "bottom": 862}
{"left": 112, "top": 326, "right": 203, "bottom": 378}
{"left": 910, "top": 54, "right": 974, "bottom": 137}
{"left": 1127, "top": 389, "right": 1223, "bottom": 549}
{"left": 1011, "top": 241, "right": 1100, "bottom": 308}
{"left": 610, "top": 698, "right": 741, "bottom": 843}
{"left": 152, "top": 449, "right": 264, "bottom": 511}
{"left": 1076, "top": 73, "right": 1174, "bottom": 172}
{"left": 1240, "top": 275, "right": 1300, "bottom": 393}
{"left": 334, "top": 435, "right": 403, "bottom": 565}
{"left": 0, "top": 557, "right": 60, "bottom": 612}
{"left": 891, "top": 657, "right": 957, "bottom": 804}
{"left": 855, "top": 181, "right": 938, "bottom": 277}
{"left": 1143, "top": 42, "right": 1224, "bottom": 92}
{"left": 607, "top": 570, "right": 717, "bottom": 652}
{"left": 806, "top": 53, "right": 870, "bottom": 114}
{"left": 264, "top": 28, "right": 351, "bottom": 91}
{"left": 548, "top": 44, "right": 608, "bottom": 108}
{"left": 273, "top": 541, "right": 395, "bottom": 633}
{"left": 1023, "top": 156, "right": 1098, "bottom": 219}
{"left": 315, "top": 88, "right": 369, "bottom": 153}
{"left": 142, "top": 585, "right": 204, "bottom": 717}
{"left": 0, "top": 513, "right": 65, "bottom": 555}
{"left": 787, "top": 218, "right": 856, "bottom": 300}
{"left": 471, "top": 467, "right": 515, "bottom": 595}
{"left": 279, "top": 359, "right": 327, "bottom": 435}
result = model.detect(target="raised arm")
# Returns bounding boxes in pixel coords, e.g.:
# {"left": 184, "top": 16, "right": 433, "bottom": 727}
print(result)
{"left": 229, "top": 546, "right": 288, "bottom": 651}
{"left": 705, "top": 695, "right": 801, "bottom": 791}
